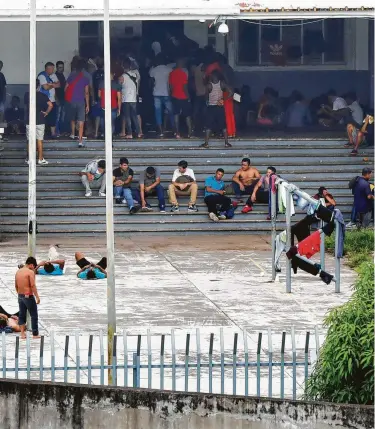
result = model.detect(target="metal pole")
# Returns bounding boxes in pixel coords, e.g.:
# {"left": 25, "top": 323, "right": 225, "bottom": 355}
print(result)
{"left": 334, "top": 220, "right": 341, "bottom": 293}
{"left": 285, "top": 189, "right": 292, "bottom": 293}
{"left": 103, "top": 0, "right": 117, "bottom": 385}
{"left": 320, "top": 220, "right": 325, "bottom": 271}
{"left": 271, "top": 190, "right": 277, "bottom": 281}
{"left": 27, "top": 0, "right": 37, "bottom": 257}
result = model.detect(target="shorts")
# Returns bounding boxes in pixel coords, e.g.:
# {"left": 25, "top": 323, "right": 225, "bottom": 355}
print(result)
{"left": 26, "top": 124, "right": 45, "bottom": 141}
{"left": 66, "top": 102, "right": 86, "bottom": 122}
{"left": 45, "top": 102, "right": 57, "bottom": 126}
{"left": 206, "top": 105, "right": 225, "bottom": 131}
{"left": 172, "top": 98, "right": 192, "bottom": 117}
{"left": 91, "top": 102, "right": 103, "bottom": 118}
{"left": 76, "top": 257, "right": 107, "bottom": 270}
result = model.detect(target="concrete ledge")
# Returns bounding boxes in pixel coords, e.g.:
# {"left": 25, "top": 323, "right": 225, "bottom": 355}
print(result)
{"left": 0, "top": 379, "right": 373, "bottom": 429}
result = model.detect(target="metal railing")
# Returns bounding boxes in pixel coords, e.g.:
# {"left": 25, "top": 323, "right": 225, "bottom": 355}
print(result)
{"left": 0, "top": 327, "right": 320, "bottom": 400}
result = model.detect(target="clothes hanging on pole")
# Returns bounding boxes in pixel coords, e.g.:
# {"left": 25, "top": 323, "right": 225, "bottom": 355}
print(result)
{"left": 268, "top": 173, "right": 278, "bottom": 218}
{"left": 320, "top": 270, "right": 334, "bottom": 285}
{"left": 334, "top": 208, "right": 345, "bottom": 258}
{"left": 291, "top": 256, "right": 320, "bottom": 275}
{"left": 286, "top": 245, "right": 298, "bottom": 260}
{"left": 298, "top": 230, "right": 321, "bottom": 259}
{"left": 278, "top": 181, "right": 295, "bottom": 215}
{"left": 291, "top": 214, "right": 316, "bottom": 245}
{"left": 315, "top": 205, "right": 334, "bottom": 223}
{"left": 322, "top": 221, "right": 335, "bottom": 237}
{"left": 275, "top": 230, "right": 287, "bottom": 272}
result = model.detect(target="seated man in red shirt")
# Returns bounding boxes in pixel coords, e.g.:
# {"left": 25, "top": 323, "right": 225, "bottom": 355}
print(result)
{"left": 168, "top": 57, "right": 193, "bottom": 138}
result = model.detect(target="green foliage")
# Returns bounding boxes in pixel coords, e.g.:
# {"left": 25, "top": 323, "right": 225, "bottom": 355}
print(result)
{"left": 304, "top": 230, "right": 374, "bottom": 405}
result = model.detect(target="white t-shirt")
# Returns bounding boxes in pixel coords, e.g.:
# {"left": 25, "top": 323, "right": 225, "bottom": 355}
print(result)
{"left": 172, "top": 168, "right": 196, "bottom": 182}
{"left": 121, "top": 70, "right": 140, "bottom": 103}
{"left": 149, "top": 65, "right": 172, "bottom": 97}
{"left": 349, "top": 101, "right": 364, "bottom": 125}
{"left": 38, "top": 72, "right": 58, "bottom": 102}
{"left": 332, "top": 97, "right": 347, "bottom": 111}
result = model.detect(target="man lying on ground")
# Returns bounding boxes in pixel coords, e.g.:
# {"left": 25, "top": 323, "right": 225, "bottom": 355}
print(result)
{"left": 75, "top": 252, "right": 107, "bottom": 280}
{"left": 0, "top": 313, "right": 21, "bottom": 333}
{"left": 35, "top": 245, "right": 65, "bottom": 275}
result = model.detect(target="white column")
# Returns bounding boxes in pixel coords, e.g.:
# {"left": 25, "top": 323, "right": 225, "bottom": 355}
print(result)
{"left": 103, "top": 0, "right": 117, "bottom": 385}
{"left": 27, "top": 0, "right": 37, "bottom": 257}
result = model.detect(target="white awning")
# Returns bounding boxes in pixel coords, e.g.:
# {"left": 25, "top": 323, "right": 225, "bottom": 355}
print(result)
{"left": 0, "top": 0, "right": 372, "bottom": 20}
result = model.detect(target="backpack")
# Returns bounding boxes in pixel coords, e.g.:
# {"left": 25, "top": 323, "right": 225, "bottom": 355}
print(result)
{"left": 348, "top": 176, "right": 359, "bottom": 190}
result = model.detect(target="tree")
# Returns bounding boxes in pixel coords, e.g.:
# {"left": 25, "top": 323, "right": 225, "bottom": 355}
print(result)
{"left": 304, "top": 261, "right": 374, "bottom": 405}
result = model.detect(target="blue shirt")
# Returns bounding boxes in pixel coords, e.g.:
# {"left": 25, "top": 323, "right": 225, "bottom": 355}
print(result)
{"left": 354, "top": 177, "right": 373, "bottom": 213}
{"left": 285, "top": 102, "right": 312, "bottom": 128}
{"left": 37, "top": 264, "right": 64, "bottom": 276}
{"left": 78, "top": 268, "right": 106, "bottom": 280}
{"left": 205, "top": 176, "right": 225, "bottom": 197}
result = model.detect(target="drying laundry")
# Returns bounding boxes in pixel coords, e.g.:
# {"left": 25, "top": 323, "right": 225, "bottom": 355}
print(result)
{"left": 286, "top": 246, "right": 298, "bottom": 260}
{"left": 291, "top": 215, "right": 316, "bottom": 245}
{"left": 298, "top": 230, "right": 321, "bottom": 259}
{"left": 278, "top": 181, "right": 295, "bottom": 215}
{"left": 320, "top": 270, "right": 334, "bottom": 285}
{"left": 291, "top": 256, "right": 320, "bottom": 275}
{"left": 322, "top": 221, "right": 335, "bottom": 237}
{"left": 274, "top": 230, "right": 287, "bottom": 272}
{"left": 315, "top": 205, "right": 334, "bottom": 223}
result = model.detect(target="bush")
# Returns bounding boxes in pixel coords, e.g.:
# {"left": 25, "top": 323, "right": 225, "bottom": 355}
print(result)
{"left": 304, "top": 230, "right": 374, "bottom": 405}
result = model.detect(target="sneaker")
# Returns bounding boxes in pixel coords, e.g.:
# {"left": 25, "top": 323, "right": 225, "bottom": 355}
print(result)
{"left": 231, "top": 201, "right": 238, "bottom": 209}
{"left": 170, "top": 205, "right": 179, "bottom": 212}
{"left": 241, "top": 205, "right": 253, "bottom": 214}
{"left": 85, "top": 191, "right": 92, "bottom": 197}
{"left": 350, "top": 149, "right": 358, "bottom": 156}
{"left": 209, "top": 212, "right": 219, "bottom": 222}
{"left": 129, "top": 206, "right": 140, "bottom": 215}
{"left": 218, "top": 214, "right": 227, "bottom": 220}
{"left": 159, "top": 207, "right": 166, "bottom": 213}
{"left": 115, "top": 198, "right": 122, "bottom": 204}
{"left": 25, "top": 159, "right": 29, "bottom": 164}
{"left": 145, "top": 204, "right": 153, "bottom": 212}
{"left": 188, "top": 204, "right": 199, "bottom": 213}
{"left": 99, "top": 192, "right": 106, "bottom": 197}
{"left": 38, "top": 158, "right": 49, "bottom": 165}
{"left": 69, "top": 134, "right": 75, "bottom": 140}
{"left": 346, "top": 221, "right": 356, "bottom": 228}
{"left": 78, "top": 141, "right": 85, "bottom": 148}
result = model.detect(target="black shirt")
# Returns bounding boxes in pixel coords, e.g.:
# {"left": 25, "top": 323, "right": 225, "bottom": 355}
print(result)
{"left": 55, "top": 72, "right": 66, "bottom": 103}
{"left": 93, "top": 69, "right": 105, "bottom": 102}
{"left": 0, "top": 72, "right": 6, "bottom": 102}
{"left": 24, "top": 91, "right": 50, "bottom": 125}
{"left": 113, "top": 167, "right": 134, "bottom": 184}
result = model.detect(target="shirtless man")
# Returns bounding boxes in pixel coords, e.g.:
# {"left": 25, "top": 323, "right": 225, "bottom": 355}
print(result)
{"left": 15, "top": 257, "right": 40, "bottom": 339}
{"left": 232, "top": 158, "right": 261, "bottom": 212}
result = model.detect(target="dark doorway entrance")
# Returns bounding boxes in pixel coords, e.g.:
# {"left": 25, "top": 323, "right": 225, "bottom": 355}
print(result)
{"left": 142, "top": 21, "right": 184, "bottom": 53}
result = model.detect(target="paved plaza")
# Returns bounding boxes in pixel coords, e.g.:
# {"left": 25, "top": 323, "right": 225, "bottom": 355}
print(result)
{"left": 0, "top": 235, "right": 356, "bottom": 397}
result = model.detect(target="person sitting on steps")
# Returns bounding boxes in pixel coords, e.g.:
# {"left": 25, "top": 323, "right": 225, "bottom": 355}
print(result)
{"left": 79, "top": 158, "right": 106, "bottom": 198}
{"left": 204, "top": 168, "right": 233, "bottom": 222}
{"left": 168, "top": 160, "right": 199, "bottom": 213}
{"left": 231, "top": 157, "right": 261, "bottom": 213}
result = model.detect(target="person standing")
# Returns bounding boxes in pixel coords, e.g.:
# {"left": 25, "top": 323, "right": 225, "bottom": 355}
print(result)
{"left": 353, "top": 167, "right": 374, "bottom": 228}
{"left": 168, "top": 57, "right": 193, "bottom": 138}
{"left": 168, "top": 160, "right": 198, "bottom": 213}
{"left": 65, "top": 58, "right": 90, "bottom": 147}
{"left": 79, "top": 159, "right": 106, "bottom": 197}
{"left": 24, "top": 79, "right": 53, "bottom": 165}
{"left": 15, "top": 257, "right": 40, "bottom": 339}
{"left": 149, "top": 54, "right": 174, "bottom": 137}
{"left": 192, "top": 54, "right": 206, "bottom": 135}
{"left": 38, "top": 62, "right": 60, "bottom": 138}
{"left": 200, "top": 70, "right": 232, "bottom": 148}
{"left": 55, "top": 61, "right": 66, "bottom": 136}
{"left": 0, "top": 60, "right": 7, "bottom": 123}
{"left": 97, "top": 71, "right": 121, "bottom": 137}
{"left": 120, "top": 58, "right": 141, "bottom": 139}
{"left": 204, "top": 168, "right": 232, "bottom": 222}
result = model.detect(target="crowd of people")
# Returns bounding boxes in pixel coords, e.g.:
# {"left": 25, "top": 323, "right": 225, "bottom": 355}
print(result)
{"left": 0, "top": 39, "right": 373, "bottom": 161}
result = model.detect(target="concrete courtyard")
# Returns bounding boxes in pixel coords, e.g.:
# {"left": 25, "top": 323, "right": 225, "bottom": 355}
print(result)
{"left": 0, "top": 235, "right": 356, "bottom": 398}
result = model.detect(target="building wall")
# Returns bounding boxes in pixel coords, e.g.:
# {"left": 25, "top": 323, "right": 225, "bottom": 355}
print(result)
{"left": 0, "top": 379, "right": 373, "bottom": 429}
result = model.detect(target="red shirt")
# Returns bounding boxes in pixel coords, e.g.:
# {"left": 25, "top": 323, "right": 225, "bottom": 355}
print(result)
{"left": 99, "top": 81, "right": 121, "bottom": 109}
{"left": 168, "top": 68, "right": 188, "bottom": 100}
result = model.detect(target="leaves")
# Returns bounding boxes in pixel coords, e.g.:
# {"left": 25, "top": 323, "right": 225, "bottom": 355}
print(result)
{"left": 304, "top": 230, "right": 374, "bottom": 405}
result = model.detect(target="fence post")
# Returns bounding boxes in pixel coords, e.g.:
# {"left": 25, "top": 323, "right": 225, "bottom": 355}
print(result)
{"left": 147, "top": 329, "right": 152, "bottom": 389}
{"left": 88, "top": 335, "right": 93, "bottom": 385}
{"left": 285, "top": 188, "right": 292, "bottom": 293}
{"left": 268, "top": 328, "right": 273, "bottom": 398}
{"left": 64, "top": 336, "right": 69, "bottom": 383}
{"left": 26, "top": 332, "right": 31, "bottom": 380}
{"left": 220, "top": 327, "right": 225, "bottom": 395}
{"left": 243, "top": 329, "right": 249, "bottom": 397}
{"left": 185, "top": 333, "right": 190, "bottom": 392}
{"left": 112, "top": 334, "right": 117, "bottom": 387}
{"left": 334, "top": 219, "right": 341, "bottom": 293}
{"left": 291, "top": 326, "right": 297, "bottom": 400}
{"left": 208, "top": 333, "right": 214, "bottom": 394}
{"left": 132, "top": 352, "right": 138, "bottom": 388}
{"left": 39, "top": 336, "right": 44, "bottom": 381}
{"left": 304, "top": 331, "right": 310, "bottom": 385}
{"left": 75, "top": 332, "right": 80, "bottom": 384}
{"left": 136, "top": 335, "right": 141, "bottom": 388}
{"left": 280, "top": 332, "right": 286, "bottom": 399}
{"left": 160, "top": 334, "right": 165, "bottom": 391}
{"left": 232, "top": 333, "right": 238, "bottom": 396}
{"left": 171, "top": 329, "right": 176, "bottom": 391}
{"left": 123, "top": 330, "right": 128, "bottom": 387}
{"left": 2, "top": 332, "right": 6, "bottom": 379}
{"left": 15, "top": 336, "right": 19, "bottom": 379}
{"left": 196, "top": 328, "right": 201, "bottom": 393}
{"left": 256, "top": 332, "right": 262, "bottom": 397}
{"left": 271, "top": 189, "right": 277, "bottom": 281}
{"left": 50, "top": 330, "right": 55, "bottom": 382}
{"left": 99, "top": 330, "right": 104, "bottom": 385}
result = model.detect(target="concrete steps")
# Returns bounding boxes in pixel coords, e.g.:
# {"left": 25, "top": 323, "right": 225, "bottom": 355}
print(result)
{"left": 0, "top": 137, "right": 370, "bottom": 236}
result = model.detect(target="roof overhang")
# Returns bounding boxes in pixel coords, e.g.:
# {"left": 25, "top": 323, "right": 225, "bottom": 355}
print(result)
{"left": 0, "top": 0, "right": 373, "bottom": 21}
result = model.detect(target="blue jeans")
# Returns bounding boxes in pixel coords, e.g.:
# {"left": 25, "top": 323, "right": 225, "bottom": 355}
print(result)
{"left": 114, "top": 186, "right": 135, "bottom": 208}
{"left": 154, "top": 96, "right": 174, "bottom": 127}
{"left": 56, "top": 103, "right": 66, "bottom": 135}
{"left": 123, "top": 102, "right": 140, "bottom": 135}
{"left": 18, "top": 294, "right": 39, "bottom": 336}
{"left": 350, "top": 205, "right": 357, "bottom": 223}
{"left": 100, "top": 109, "right": 117, "bottom": 134}
{"left": 133, "top": 184, "right": 166, "bottom": 209}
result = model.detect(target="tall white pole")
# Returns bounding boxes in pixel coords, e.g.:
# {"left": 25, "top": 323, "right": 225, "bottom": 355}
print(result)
{"left": 103, "top": 0, "right": 116, "bottom": 385}
{"left": 27, "top": 0, "right": 37, "bottom": 257}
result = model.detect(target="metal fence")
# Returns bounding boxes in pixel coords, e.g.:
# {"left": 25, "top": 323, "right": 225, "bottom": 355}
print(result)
{"left": 0, "top": 327, "right": 320, "bottom": 399}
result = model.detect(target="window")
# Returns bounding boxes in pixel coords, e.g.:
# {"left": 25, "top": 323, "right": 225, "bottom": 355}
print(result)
{"left": 208, "top": 24, "right": 216, "bottom": 48}
{"left": 237, "top": 19, "right": 345, "bottom": 66}
{"left": 79, "top": 22, "right": 102, "bottom": 58}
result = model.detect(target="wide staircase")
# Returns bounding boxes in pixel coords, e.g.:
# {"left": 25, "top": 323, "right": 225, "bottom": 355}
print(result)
{"left": 0, "top": 137, "right": 373, "bottom": 236}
